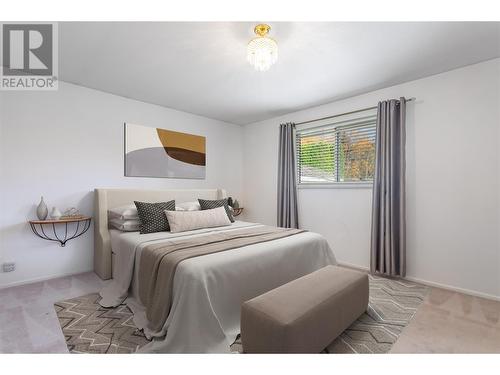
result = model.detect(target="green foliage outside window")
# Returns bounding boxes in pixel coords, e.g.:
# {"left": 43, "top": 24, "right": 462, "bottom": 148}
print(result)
{"left": 299, "top": 129, "right": 376, "bottom": 182}
{"left": 299, "top": 141, "right": 335, "bottom": 173}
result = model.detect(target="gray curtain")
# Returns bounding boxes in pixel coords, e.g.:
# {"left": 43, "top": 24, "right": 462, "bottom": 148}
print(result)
{"left": 277, "top": 123, "right": 299, "bottom": 229}
{"left": 370, "top": 98, "right": 406, "bottom": 277}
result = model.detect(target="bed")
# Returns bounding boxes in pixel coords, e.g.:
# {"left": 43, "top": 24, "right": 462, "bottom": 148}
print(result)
{"left": 94, "top": 188, "right": 336, "bottom": 353}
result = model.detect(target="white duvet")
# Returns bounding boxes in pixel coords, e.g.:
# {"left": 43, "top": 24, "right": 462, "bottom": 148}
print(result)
{"left": 99, "top": 221, "right": 336, "bottom": 353}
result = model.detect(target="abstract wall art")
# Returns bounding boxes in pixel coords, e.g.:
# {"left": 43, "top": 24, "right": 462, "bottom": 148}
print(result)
{"left": 124, "top": 123, "right": 206, "bottom": 179}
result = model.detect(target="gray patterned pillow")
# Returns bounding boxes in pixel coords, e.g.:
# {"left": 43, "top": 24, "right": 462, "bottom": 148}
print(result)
{"left": 198, "top": 198, "right": 235, "bottom": 223}
{"left": 134, "top": 200, "right": 176, "bottom": 234}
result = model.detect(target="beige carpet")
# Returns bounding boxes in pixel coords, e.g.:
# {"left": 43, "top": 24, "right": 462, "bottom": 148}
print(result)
{"left": 54, "top": 275, "right": 427, "bottom": 354}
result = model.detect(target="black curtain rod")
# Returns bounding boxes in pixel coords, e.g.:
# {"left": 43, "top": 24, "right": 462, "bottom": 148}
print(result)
{"left": 295, "top": 97, "right": 415, "bottom": 126}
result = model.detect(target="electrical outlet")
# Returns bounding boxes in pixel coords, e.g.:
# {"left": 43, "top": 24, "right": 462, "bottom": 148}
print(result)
{"left": 2, "top": 262, "right": 15, "bottom": 273}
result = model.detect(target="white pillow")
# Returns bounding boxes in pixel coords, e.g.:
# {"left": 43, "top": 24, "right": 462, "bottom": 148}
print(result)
{"left": 108, "top": 204, "right": 138, "bottom": 220}
{"left": 175, "top": 201, "right": 201, "bottom": 211}
{"left": 109, "top": 218, "right": 140, "bottom": 232}
{"left": 165, "top": 206, "right": 231, "bottom": 233}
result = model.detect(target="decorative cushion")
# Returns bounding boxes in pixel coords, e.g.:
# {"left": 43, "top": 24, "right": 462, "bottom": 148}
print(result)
{"left": 134, "top": 200, "right": 176, "bottom": 234}
{"left": 109, "top": 218, "right": 140, "bottom": 232}
{"left": 108, "top": 204, "right": 138, "bottom": 220}
{"left": 198, "top": 198, "right": 235, "bottom": 223}
{"left": 175, "top": 201, "right": 201, "bottom": 211}
{"left": 165, "top": 206, "right": 231, "bottom": 233}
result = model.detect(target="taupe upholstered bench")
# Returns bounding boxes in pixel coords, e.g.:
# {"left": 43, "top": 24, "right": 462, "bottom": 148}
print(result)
{"left": 240, "top": 265, "right": 369, "bottom": 353}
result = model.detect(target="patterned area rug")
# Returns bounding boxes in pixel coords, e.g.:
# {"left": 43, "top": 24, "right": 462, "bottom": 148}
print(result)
{"left": 328, "top": 275, "right": 428, "bottom": 353}
{"left": 55, "top": 274, "right": 427, "bottom": 354}
{"left": 54, "top": 294, "right": 150, "bottom": 353}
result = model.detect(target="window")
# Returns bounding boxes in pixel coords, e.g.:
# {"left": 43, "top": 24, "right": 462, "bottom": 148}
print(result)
{"left": 296, "top": 115, "right": 377, "bottom": 185}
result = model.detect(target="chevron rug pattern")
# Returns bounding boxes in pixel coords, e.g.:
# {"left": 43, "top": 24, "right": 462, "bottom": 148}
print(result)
{"left": 55, "top": 274, "right": 427, "bottom": 353}
{"left": 324, "top": 275, "right": 428, "bottom": 353}
{"left": 54, "top": 293, "right": 150, "bottom": 353}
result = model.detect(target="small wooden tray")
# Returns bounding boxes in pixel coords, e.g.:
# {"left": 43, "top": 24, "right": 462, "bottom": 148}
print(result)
{"left": 29, "top": 216, "right": 91, "bottom": 224}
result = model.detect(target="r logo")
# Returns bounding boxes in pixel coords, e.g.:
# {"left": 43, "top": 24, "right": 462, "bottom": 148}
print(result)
{"left": 2, "top": 24, "right": 53, "bottom": 76}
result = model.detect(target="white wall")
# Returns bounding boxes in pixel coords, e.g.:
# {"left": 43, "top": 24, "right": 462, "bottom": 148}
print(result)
{"left": 1, "top": 60, "right": 499, "bottom": 299}
{"left": 242, "top": 59, "right": 500, "bottom": 299}
{"left": 0, "top": 82, "right": 243, "bottom": 287}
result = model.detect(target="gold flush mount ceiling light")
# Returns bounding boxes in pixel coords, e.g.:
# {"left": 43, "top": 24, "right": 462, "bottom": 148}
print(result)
{"left": 247, "top": 24, "right": 278, "bottom": 72}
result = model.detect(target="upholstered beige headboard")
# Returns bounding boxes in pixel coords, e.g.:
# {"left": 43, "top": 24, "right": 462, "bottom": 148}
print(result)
{"left": 94, "top": 188, "right": 227, "bottom": 280}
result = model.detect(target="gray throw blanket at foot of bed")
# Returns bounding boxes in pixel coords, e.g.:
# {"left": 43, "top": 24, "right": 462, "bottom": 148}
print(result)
{"left": 139, "top": 225, "right": 305, "bottom": 332}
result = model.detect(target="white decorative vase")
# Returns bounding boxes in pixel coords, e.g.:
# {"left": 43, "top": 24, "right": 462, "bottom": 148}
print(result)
{"left": 36, "top": 196, "right": 48, "bottom": 220}
{"left": 50, "top": 207, "right": 62, "bottom": 220}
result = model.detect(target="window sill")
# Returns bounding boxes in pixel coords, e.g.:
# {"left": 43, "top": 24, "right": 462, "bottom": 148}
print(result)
{"left": 298, "top": 182, "right": 373, "bottom": 189}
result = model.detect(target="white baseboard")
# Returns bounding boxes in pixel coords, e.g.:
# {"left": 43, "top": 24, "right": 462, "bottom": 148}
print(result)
{"left": 0, "top": 268, "right": 94, "bottom": 290}
{"left": 337, "top": 261, "right": 369, "bottom": 272}
{"left": 3, "top": 263, "right": 500, "bottom": 303}
{"left": 403, "top": 276, "right": 500, "bottom": 302}
{"left": 336, "top": 261, "right": 500, "bottom": 302}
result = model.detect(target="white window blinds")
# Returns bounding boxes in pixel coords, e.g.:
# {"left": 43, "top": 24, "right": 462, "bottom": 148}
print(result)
{"left": 296, "top": 116, "right": 377, "bottom": 184}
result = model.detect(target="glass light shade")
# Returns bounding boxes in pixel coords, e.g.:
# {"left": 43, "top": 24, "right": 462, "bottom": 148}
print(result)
{"left": 247, "top": 36, "right": 278, "bottom": 72}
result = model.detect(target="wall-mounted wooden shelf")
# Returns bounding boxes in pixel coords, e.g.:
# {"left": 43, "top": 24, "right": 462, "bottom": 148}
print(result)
{"left": 232, "top": 207, "right": 244, "bottom": 217}
{"left": 28, "top": 216, "right": 91, "bottom": 247}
